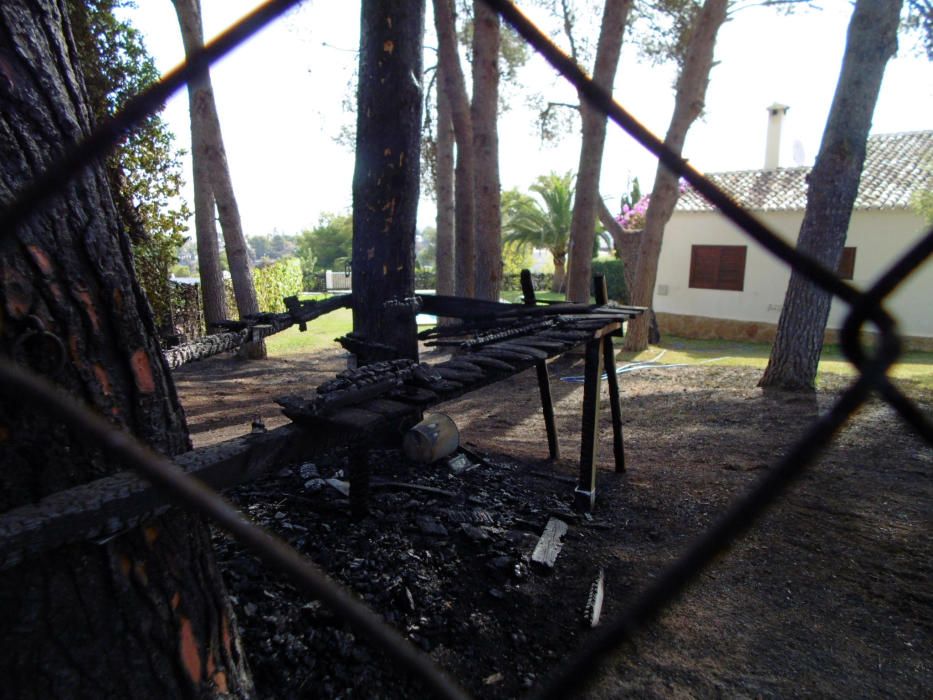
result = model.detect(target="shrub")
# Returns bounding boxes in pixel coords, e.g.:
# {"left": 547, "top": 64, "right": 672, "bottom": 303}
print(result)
{"left": 253, "top": 257, "right": 303, "bottom": 313}
{"left": 590, "top": 259, "right": 628, "bottom": 303}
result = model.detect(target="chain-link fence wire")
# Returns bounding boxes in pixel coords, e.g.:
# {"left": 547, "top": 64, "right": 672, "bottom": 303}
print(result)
{"left": 0, "top": 1, "right": 930, "bottom": 698}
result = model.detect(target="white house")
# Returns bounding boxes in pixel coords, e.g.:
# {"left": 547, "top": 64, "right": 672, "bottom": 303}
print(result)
{"left": 654, "top": 127, "right": 933, "bottom": 351}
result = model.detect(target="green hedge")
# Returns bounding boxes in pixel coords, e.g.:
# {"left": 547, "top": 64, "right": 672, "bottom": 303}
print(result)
{"left": 254, "top": 257, "right": 303, "bottom": 312}
{"left": 590, "top": 259, "right": 628, "bottom": 303}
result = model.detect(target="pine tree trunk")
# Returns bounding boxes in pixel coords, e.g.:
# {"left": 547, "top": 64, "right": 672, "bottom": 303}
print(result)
{"left": 0, "top": 2, "right": 253, "bottom": 696}
{"left": 624, "top": 0, "right": 727, "bottom": 351}
{"left": 435, "top": 61, "right": 456, "bottom": 297}
{"left": 566, "top": 0, "right": 632, "bottom": 303}
{"left": 173, "top": 0, "right": 265, "bottom": 358}
{"left": 759, "top": 0, "right": 901, "bottom": 390}
{"left": 434, "top": 0, "right": 475, "bottom": 298}
{"left": 471, "top": 0, "right": 502, "bottom": 301}
{"left": 351, "top": 0, "right": 425, "bottom": 365}
{"left": 194, "top": 179, "right": 228, "bottom": 329}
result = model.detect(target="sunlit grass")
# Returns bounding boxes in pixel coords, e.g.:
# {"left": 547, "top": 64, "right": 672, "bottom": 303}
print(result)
{"left": 265, "top": 293, "right": 932, "bottom": 392}
{"left": 266, "top": 305, "right": 352, "bottom": 355}
{"left": 617, "top": 335, "right": 933, "bottom": 389}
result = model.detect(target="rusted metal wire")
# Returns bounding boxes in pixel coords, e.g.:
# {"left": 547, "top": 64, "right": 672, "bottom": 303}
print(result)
{"left": 0, "top": 0, "right": 930, "bottom": 698}
{"left": 480, "top": 1, "right": 933, "bottom": 696}
{"left": 0, "top": 357, "right": 470, "bottom": 700}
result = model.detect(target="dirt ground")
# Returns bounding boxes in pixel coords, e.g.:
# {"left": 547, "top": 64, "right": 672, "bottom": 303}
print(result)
{"left": 173, "top": 347, "right": 932, "bottom": 699}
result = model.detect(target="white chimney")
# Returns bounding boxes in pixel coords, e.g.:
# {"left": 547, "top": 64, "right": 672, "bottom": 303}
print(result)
{"left": 764, "top": 103, "right": 789, "bottom": 171}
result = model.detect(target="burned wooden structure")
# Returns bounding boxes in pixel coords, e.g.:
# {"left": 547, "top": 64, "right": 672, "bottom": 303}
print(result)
{"left": 1, "top": 276, "right": 642, "bottom": 566}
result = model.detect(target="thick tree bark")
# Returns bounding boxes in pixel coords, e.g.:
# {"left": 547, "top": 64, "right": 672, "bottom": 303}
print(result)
{"left": 471, "top": 1, "right": 502, "bottom": 301}
{"left": 435, "top": 61, "right": 456, "bottom": 297}
{"left": 624, "top": 0, "right": 728, "bottom": 351}
{"left": 194, "top": 179, "right": 228, "bottom": 328}
{"left": 566, "top": 0, "right": 632, "bottom": 303}
{"left": 0, "top": 2, "right": 252, "bottom": 697}
{"left": 434, "top": 0, "right": 475, "bottom": 297}
{"left": 351, "top": 0, "right": 424, "bottom": 365}
{"left": 173, "top": 0, "right": 264, "bottom": 357}
{"left": 760, "top": 0, "right": 901, "bottom": 390}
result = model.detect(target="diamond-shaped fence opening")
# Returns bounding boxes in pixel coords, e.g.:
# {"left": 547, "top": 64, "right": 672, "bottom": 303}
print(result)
{"left": 0, "top": 1, "right": 930, "bottom": 698}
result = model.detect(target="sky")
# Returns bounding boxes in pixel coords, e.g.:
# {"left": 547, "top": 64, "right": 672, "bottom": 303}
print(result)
{"left": 123, "top": 1, "right": 933, "bottom": 240}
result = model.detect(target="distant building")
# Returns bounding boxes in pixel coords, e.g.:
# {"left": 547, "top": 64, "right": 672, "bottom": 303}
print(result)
{"left": 654, "top": 127, "right": 933, "bottom": 350}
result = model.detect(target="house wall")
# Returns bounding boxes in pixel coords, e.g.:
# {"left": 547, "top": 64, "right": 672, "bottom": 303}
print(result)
{"left": 654, "top": 209, "right": 933, "bottom": 349}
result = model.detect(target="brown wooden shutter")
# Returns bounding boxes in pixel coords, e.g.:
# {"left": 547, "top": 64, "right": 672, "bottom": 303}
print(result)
{"left": 718, "top": 246, "right": 746, "bottom": 291}
{"left": 837, "top": 247, "right": 856, "bottom": 280}
{"left": 689, "top": 245, "right": 746, "bottom": 291}
{"left": 689, "top": 246, "right": 719, "bottom": 289}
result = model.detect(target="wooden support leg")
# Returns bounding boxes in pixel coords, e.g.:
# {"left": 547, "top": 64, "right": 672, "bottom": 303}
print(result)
{"left": 349, "top": 447, "right": 370, "bottom": 519}
{"left": 575, "top": 338, "right": 603, "bottom": 512}
{"left": 535, "top": 359, "right": 560, "bottom": 459}
{"left": 602, "top": 336, "right": 625, "bottom": 472}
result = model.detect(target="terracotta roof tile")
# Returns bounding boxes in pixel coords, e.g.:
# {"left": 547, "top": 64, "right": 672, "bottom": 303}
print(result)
{"left": 676, "top": 130, "right": 933, "bottom": 212}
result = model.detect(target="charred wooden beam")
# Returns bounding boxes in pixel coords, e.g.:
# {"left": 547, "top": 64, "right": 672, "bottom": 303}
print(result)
{"left": 4, "top": 296, "right": 646, "bottom": 560}
{"left": 0, "top": 424, "right": 324, "bottom": 570}
{"left": 164, "top": 330, "right": 246, "bottom": 369}
{"left": 165, "top": 294, "right": 353, "bottom": 369}
{"left": 595, "top": 275, "right": 626, "bottom": 473}
{"left": 575, "top": 337, "right": 604, "bottom": 513}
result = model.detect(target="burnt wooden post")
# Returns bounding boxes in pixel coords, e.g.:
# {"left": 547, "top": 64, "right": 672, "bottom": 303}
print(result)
{"left": 351, "top": 0, "right": 425, "bottom": 366}
{"left": 575, "top": 331, "right": 604, "bottom": 512}
{"left": 595, "top": 274, "right": 625, "bottom": 472}
{"left": 522, "top": 270, "right": 560, "bottom": 459}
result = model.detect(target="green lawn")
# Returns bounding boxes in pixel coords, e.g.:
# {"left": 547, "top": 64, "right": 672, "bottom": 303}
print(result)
{"left": 266, "top": 293, "right": 933, "bottom": 392}
{"left": 617, "top": 335, "right": 933, "bottom": 389}
{"left": 266, "top": 296, "right": 353, "bottom": 355}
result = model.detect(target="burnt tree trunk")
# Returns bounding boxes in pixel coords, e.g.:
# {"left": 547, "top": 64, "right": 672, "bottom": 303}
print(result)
{"left": 566, "top": 0, "right": 632, "bottom": 303}
{"left": 352, "top": 0, "right": 425, "bottom": 365}
{"left": 471, "top": 0, "right": 502, "bottom": 301}
{"left": 173, "top": 0, "right": 264, "bottom": 357}
{"left": 434, "top": 0, "right": 475, "bottom": 298}
{"left": 760, "top": 0, "right": 901, "bottom": 390}
{"left": 624, "top": 0, "right": 727, "bottom": 351}
{"left": 435, "top": 60, "right": 456, "bottom": 297}
{"left": 0, "top": 2, "right": 253, "bottom": 697}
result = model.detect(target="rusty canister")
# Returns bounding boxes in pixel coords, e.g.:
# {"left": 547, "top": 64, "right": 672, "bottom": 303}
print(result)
{"left": 402, "top": 413, "right": 460, "bottom": 463}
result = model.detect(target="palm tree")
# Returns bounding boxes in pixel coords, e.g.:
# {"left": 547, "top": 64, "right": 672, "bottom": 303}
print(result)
{"left": 502, "top": 171, "right": 609, "bottom": 293}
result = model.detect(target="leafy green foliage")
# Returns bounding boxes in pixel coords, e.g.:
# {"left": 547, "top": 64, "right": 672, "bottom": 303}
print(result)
{"left": 502, "top": 173, "right": 575, "bottom": 261}
{"left": 590, "top": 258, "right": 629, "bottom": 303}
{"left": 249, "top": 233, "right": 299, "bottom": 266}
{"left": 502, "top": 172, "right": 609, "bottom": 260}
{"left": 416, "top": 226, "right": 437, "bottom": 270}
{"left": 902, "top": 0, "right": 932, "bottom": 59}
{"left": 253, "top": 258, "right": 304, "bottom": 313}
{"left": 297, "top": 214, "right": 353, "bottom": 288}
{"left": 67, "top": 0, "right": 190, "bottom": 330}
{"left": 501, "top": 240, "right": 535, "bottom": 276}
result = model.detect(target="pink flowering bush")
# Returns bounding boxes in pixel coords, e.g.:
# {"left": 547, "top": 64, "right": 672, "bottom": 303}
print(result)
{"left": 614, "top": 179, "right": 689, "bottom": 231}
{"left": 615, "top": 194, "right": 650, "bottom": 231}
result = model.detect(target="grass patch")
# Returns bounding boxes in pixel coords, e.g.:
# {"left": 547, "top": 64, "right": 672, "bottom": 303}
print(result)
{"left": 618, "top": 335, "right": 933, "bottom": 389}
{"left": 267, "top": 294, "right": 933, "bottom": 393}
{"left": 499, "top": 290, "right": 572, "bottom": 303}
{"left": 266, "top": 306, "right": 352, "bottom": 355}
